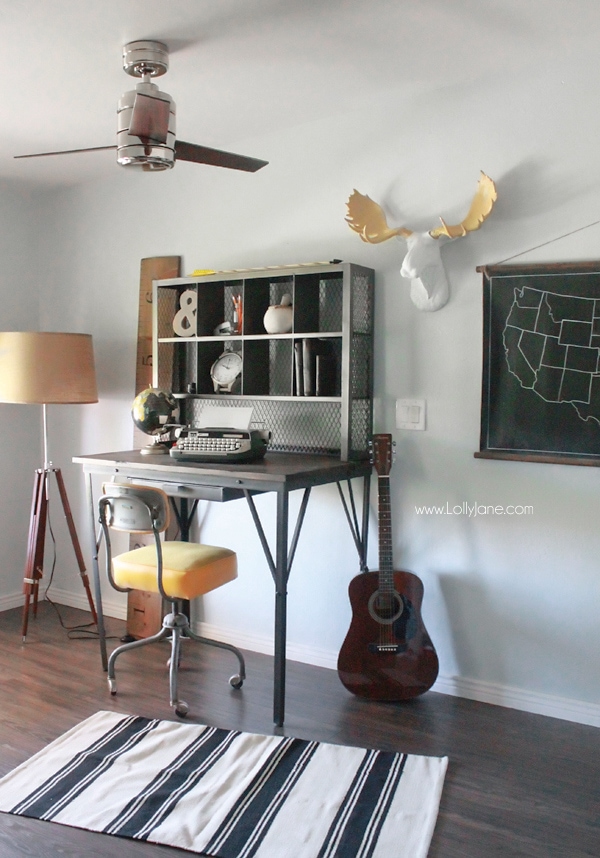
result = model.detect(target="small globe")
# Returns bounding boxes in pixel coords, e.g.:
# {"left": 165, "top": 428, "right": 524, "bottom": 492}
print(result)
{"left": 131, "top": 387, "right": 177, "bottom": 437}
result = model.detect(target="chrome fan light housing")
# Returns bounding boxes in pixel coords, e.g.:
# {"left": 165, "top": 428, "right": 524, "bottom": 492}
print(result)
{"left": 117, "top": 40, "right": 175, "bottom": 171}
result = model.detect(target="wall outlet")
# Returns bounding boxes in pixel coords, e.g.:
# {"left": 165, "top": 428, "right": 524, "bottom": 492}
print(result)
{"left": 396, "top": 398, "right": 426, "bottom": 430}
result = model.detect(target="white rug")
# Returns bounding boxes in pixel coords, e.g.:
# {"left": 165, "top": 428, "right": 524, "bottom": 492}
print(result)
{"left": 0, "top": 711, "right": 447, "bottom": 857}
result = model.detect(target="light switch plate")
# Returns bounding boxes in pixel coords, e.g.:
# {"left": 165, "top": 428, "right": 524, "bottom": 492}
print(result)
{"left": 396, "top": 398, "right": 426, "bottom": 430}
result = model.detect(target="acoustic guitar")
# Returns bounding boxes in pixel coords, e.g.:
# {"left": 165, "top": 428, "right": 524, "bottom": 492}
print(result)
{"left": 337, "top": 433, "right": 439, "bottom": 700}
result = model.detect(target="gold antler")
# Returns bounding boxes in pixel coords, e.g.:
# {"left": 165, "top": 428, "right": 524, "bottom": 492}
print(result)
{"left": 345, "top": 189, "right": 412, "bottom": 244}
{"left": 429, "top": 172, "right": 497, "bottom": 239}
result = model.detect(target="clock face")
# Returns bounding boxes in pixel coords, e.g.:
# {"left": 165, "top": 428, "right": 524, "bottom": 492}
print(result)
{"left": 211, "top": 351, "right": 242, "bottom": 385}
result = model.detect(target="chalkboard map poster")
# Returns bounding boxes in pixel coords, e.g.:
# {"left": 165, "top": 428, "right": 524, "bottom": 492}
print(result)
{"left": 477, "top": 261, "right": 600, "bottom": 466}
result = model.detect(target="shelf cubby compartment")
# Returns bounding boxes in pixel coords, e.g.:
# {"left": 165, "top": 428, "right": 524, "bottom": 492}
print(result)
{"left": 244, "top": 276, "right": 293, "bottom": 335}
{"left": 294, "top": 271, "right": 343, "bottom": 334}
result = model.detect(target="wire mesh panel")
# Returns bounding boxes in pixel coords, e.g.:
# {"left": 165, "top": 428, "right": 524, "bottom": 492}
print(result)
{"left": 319, "top": 277, "right": 344, "bottom": 332}
{"left": 156, "top": 287, "right": 179, "bottom": 340}
{"left": 184, "top": 397, "right": 342, "bottom": 455}
{"left": 268, "top": 339, "right": 294, "bottom": 396}
{"left": 349, "top": 399, "right": 372, "bottom": 458}
{"left": 349, "top": 334, "right": 372, "bottom": 400}
{"left": 269, "top": 278, "right": 294, "bottom": 307}
{"left": 350, "top": 269, "right": 373, "bottom": 334}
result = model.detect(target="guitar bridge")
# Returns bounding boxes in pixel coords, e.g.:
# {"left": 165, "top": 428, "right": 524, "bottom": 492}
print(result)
{"left": 368, "top": 642, "right": 407, "bottom": 654}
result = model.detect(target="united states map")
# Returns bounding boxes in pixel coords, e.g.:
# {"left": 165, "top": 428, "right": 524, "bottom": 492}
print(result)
{"left": 503, "top": 286, "right": 600, "bottom": 426}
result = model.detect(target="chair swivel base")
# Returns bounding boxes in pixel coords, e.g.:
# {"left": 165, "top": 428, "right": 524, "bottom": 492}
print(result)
{"left": 107, "top": 608, "right": 246, "bottom": 718}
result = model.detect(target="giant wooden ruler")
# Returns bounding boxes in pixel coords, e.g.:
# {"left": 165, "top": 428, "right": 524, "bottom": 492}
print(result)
{"left": 126, "top": 255, "right": 181, "bottom": 639}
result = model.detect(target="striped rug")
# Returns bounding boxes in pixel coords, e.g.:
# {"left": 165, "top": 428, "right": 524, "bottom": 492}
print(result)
{"left": 0, "top": 711, "right": 447, "bottom": 857}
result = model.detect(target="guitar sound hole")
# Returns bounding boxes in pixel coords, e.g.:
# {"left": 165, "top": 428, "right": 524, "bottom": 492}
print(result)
{"left": 368, "top": 589, "right": 404, "bottom": 625}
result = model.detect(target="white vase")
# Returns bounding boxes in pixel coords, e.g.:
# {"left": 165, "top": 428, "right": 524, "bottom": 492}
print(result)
{"left": 263, "top": 293, "right": 293, "bottom": 334}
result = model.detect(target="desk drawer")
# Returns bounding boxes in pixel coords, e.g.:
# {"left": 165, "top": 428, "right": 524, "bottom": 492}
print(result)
{"left": 125, "top": 477, "right": 245, "bottom": 503}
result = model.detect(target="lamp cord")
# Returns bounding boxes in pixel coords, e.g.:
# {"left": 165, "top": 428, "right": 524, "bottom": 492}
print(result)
{"left": 39, "top": 406, "right": 94, "bottom": 637}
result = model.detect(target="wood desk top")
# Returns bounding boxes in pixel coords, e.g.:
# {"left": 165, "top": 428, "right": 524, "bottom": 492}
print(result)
{"left": 73, "top": 450, "right": 372, "bottom": 494}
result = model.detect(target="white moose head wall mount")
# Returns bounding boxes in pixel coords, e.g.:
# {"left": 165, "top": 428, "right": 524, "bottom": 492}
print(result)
{"left": 345, "top": 172, "right": 497, "bottom": 311}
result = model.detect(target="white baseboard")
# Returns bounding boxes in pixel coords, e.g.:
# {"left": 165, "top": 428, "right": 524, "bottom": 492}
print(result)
{"left": 8, "top": 591, "right": 599, "bottom": 729}
{"left": 0, "top": 593, "right": 26, "bottom": 612}
{"left": 46, "top": 588, "right": 128, "bottom": 620}
{"left": 432, "top": 674, "right": 600, "bottom": 729}
{"left": 198, "top": 623, "right": 600, "bottom": 727}
{"left": 191, "top": 621, "right": 600, "bottom": 729}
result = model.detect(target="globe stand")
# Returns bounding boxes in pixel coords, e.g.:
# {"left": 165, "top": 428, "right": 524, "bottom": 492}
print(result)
{"left": 132, "top": 387, "right": 178, "bottom": 456}
{"left": 140, "top": 437, "right": 170, "bottom": 455}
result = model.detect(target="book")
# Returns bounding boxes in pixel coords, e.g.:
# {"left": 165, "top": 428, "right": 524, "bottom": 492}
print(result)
{"left": 302, "top": 339, "right": 314, "bottom": 396}
{"left": 315, "top": 353, "right": 337, "bottom": 397}
{"left": 294, "top": 341, "right": 304, "bottom": 396}
{"left": 303, "top": 339, "right": 337, "bottom": 396}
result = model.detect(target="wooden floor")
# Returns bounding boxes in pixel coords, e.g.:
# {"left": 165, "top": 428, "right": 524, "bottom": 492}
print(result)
{"left": 0, "top": 604, "right": 597, "bottom": 857}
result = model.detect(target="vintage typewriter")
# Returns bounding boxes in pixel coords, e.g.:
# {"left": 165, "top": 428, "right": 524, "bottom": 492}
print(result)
{"left": 170, "top": 427, "right": 269, "bottom": 464}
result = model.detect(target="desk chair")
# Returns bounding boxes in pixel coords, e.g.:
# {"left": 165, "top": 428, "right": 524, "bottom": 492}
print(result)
{"left": 98, "top": 483, "right": 245, "bottom": 717}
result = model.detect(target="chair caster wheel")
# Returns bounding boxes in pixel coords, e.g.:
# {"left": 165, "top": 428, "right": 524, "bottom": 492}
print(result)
{"left": 229, "top": 674, "right": 244, "bottom": 689}
{"left": 108, "top": 677, "right": 117, "bottom": 695}
{"left": 174, "top": 701, "right": 189, "bottom": 718}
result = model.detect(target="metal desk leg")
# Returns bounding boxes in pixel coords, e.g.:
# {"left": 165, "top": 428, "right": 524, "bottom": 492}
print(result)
{"left": 337, "top": 473, "right": 371, "bottom": 572}
{"left": 273, "top": 489, "right": 289, "bottom": 727}
{"left": 169, "top": 496, "right": 199, "bottom": 543}
{"left": 245, "top": 486, "right": 310, "bottom": 726}
{"left": 86, "top": 473, "right": 107, "bottom": 671}
{"left": 169, "top": 496, "right": 199, "bottom": 620}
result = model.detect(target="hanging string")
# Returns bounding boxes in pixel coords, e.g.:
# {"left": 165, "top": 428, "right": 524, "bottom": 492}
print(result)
{"left": 493, "top": 217, "right": 600, "bottom": 266}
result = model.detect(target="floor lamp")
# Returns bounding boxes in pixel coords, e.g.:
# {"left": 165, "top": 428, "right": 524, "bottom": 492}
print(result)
{"left": 0, "top": 332, "right": 99, "bottom": 640}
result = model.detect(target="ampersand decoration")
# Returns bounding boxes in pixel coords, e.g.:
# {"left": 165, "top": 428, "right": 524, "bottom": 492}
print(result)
{"left": 172, "top": 289, "right": 197, "bottom": 337}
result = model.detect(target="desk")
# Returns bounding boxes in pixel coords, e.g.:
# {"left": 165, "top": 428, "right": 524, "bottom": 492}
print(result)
{"left": 74, "top": 450, "right": 371, "bottom": 726}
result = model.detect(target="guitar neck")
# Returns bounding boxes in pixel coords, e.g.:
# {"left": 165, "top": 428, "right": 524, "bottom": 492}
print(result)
{"left": 378, "top": 474, "right": 394, "bottom": 592}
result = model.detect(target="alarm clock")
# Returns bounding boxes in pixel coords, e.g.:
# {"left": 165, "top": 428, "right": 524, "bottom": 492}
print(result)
{"left": 210, "top": 350, "right": 242, "bottom": 392}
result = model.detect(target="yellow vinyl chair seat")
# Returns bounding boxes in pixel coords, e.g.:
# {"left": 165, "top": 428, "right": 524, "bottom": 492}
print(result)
{"left": 112, "top": 542, "right": 237, "bottom": 601}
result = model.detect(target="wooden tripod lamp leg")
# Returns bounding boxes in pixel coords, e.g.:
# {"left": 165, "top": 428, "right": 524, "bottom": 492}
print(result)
{"left": 22, "top": 470, "right": 48, "bottom": 641}
{"left": 22, "top": 468, "right": 98, "bottom": 640}
{"left": 53, "top": 468, "right": 98, "bottom": 624}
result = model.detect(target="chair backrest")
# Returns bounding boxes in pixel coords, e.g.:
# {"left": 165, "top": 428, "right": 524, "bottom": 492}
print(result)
{"left": 99, "top": 483, "right": 170, "bottom": 534}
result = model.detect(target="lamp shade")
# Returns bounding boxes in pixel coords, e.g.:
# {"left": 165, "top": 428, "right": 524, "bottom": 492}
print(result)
{"left": 0, "top": 332, "right": 98, "bottom": 404}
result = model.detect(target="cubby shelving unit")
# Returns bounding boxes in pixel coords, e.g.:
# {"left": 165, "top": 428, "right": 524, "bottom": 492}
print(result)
{"left": 152, "top": 262, "right": 374, "bottom": 460}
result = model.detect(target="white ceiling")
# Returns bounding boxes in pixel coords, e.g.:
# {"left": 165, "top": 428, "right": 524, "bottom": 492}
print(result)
{"left": 2, "top": 0, "right": 600, "bottom": 188}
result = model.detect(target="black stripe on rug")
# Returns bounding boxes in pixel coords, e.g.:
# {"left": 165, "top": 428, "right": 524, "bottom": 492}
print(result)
{"left": 10, "top": 715, "right": 159, "bottom": 821}
{"left": 104, "top": 725, "right": 239, "bottom": 840}
{"left": 317, "top": 750, "right": 407, "bottom": 858}
{"left": 204, "top": 736, "right": 318, "bottom": 858}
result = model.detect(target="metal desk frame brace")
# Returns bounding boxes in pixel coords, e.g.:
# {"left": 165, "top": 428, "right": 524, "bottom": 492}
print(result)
{"left": 244, "top": 478, "right": 370, "bottom": 727}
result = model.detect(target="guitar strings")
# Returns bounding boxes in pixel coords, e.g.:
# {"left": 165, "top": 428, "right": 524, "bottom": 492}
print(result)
{"left": 378, "top": 475, "right": 395, "bottom": 647}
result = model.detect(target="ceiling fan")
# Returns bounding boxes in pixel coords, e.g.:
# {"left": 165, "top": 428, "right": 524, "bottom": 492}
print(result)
{"left": 15, "top": 40, "right": 268, "bottom": 173}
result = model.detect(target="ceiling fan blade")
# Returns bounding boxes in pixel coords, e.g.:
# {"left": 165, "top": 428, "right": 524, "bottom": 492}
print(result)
{"left": 174, "top": 140, "right": 268, "bottom": 172}
{"left": 129, "top": 92, "right": 170, "bottom": 144}
{"left": 14, "top": 145, "right": 117, "bottom": 159}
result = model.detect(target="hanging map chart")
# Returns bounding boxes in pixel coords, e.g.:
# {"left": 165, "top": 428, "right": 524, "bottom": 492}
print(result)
{"left": 476, "top": 261, "right": 600, "bottom": 466}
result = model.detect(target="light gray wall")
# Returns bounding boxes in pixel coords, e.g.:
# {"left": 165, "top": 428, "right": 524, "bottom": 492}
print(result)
{"left": 3, "top": 3, "right": 600, "bottom": 726}
{"left": 0, "top": 181, "right": 46, "bottom": 599}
